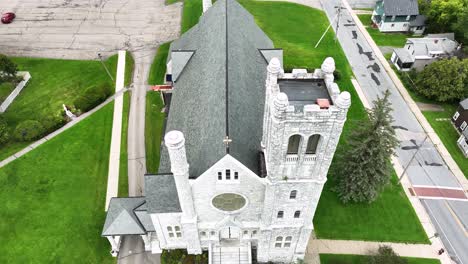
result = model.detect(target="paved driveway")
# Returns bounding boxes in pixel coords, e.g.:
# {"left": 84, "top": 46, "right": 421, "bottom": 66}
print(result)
{"left": 0, "top": 0, "right": 181, "bottom": 59}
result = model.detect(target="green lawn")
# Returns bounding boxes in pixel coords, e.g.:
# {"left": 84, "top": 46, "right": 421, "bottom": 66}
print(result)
{"left": 357, "top": 14, "right": 414, "bottom": 47}
{"left": 0, "top": 81, "right": 16, "bottom": 104}
{"left": 423, "top": 105, "right": 468, "bottom": 179}
{"left": 148, "top": 42, "right": 172, "bottom": 85}
{"left": 181, "top": 0, "right": 203, "bottom": 34}
{"left": 119, "top": 92, "right": 130, "bottom": 197}
{"left": 0, "top": 53, "right": 133, "bottom": 162}
{"left": 320, "top": 254, "right": 441, "bottom": 264}
{"left": 145, "top": 91, "right": 166, "bottom": 173}
{"left": 239, "top": 0, "right": 427, "bottom": 243}
{"left": 0, "top": 103, "right": 114, "bottom": 264}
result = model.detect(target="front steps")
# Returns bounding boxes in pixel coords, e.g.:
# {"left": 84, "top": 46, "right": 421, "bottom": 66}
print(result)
{"left": 210, "top": 242, "right": 251, "bottom": 264}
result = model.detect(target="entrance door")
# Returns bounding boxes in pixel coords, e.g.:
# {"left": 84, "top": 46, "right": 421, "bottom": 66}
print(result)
{"left": 219, "top": 226, "right": 240, "bottom": 240}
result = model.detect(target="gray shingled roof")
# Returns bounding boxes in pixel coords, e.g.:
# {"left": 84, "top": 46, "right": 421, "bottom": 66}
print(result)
{"left": 102, "top": 197, "right": 146, "bottom": 236}
{"left": 145, "top": 174, "right": 182, "bottom": 214}
{"left": 383, "top": 0, "right": 419, "bottom": 16}
{"left": 159, "top": 0, "right": 276, "bottom": 177}
{"left": 460, "top": 98, "right": 468, "bottom": 110}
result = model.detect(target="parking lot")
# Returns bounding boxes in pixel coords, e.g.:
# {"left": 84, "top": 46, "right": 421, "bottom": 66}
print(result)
{"left": 0, "top": 0, "right": 182, "bottom": 59}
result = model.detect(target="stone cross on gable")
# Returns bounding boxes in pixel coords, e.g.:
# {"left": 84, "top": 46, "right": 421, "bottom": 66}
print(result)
{"left": 223, "top": 136, "right": 232, "bottom": 147}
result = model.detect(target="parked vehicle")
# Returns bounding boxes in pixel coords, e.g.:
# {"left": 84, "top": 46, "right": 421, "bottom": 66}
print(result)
{"left": 1, "top": 12, "right": 16, "bottom": 24}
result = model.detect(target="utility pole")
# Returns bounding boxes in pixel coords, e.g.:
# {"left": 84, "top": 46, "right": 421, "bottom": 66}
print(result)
{"left": 398, "top": 135, "right": 428, "bottom": 183}
{"left": 98, "top": 53, "right": 114, "bottom": 82}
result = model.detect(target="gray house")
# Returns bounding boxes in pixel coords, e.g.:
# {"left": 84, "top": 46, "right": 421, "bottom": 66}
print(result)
{"left": 453, "top": 98, "right": 468, "bottom": 157}
{"left": 391, "top": 34, "right": 460, "bottom": 71}
{"left": 371, "top": 0, "right": 426, "bottom": 34}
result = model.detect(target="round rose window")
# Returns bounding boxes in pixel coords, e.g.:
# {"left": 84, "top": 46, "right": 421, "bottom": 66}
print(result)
{"left": 212, "top": 193, "right": 246, "bottom": 212}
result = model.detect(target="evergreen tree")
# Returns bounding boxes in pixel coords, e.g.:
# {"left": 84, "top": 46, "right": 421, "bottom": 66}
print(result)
{"left": 335, "top": 90, "right": 399, "bottom": 203}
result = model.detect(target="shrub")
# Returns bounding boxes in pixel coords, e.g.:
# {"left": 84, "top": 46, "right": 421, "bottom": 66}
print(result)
{"left": 333, "top": 69, "right": 342, "bottom": 81}
{"left": 73, "top": 83, "right": 113, "bottom": 112}
{"left": 414, "top": 58, "right": 468, "bottom": 102}
{"left": 368, "top": 245, "right": 407, "bottom": 264}
{"left": 0, "top": 54, "right": 18, "bottom": 81}
{"left": 42, "top": 113, "right": 66, "bottom": 134}
{"left": 0, "top": 115, "right": 9, "bottom": 145}
{"left": 14, "top": 120, "right": 45, "bottom": 141}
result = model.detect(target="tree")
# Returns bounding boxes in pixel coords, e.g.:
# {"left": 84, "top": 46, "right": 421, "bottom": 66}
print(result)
{"left": 0, "top": 54, "right": 17, "bottom": 80}
{"left": 414, "top": 58, "right": 468, "bottom": 102}
{"left": 335, "top": 90, "right": 399, "bottom": 203}
{"left": 0, "top": 115, "right": 9, "bottom": 145}
{"left": 368, "top": 245, "right": 408, "bottom": 264}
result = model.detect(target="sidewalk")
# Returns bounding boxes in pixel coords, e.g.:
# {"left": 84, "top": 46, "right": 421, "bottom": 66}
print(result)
{"left": 105, "top": 50, "right": 127, "bottom": 210}
{"left": 304, "top": 239, "right": 442, "bottom": 264}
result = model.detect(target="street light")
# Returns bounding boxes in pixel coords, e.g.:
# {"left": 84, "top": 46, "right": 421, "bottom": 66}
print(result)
{"left": 98, "top": 53, "right": 114, "bottom": 82}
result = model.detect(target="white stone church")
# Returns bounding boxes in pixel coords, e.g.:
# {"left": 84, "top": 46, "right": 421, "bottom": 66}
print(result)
{"left": 102, "top": 0, "right": 351, "bottom": 263}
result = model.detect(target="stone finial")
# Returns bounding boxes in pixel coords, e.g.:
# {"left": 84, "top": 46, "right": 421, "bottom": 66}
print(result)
{"left": 273, "top": 92, "right": 289, "bottom": 118}
{"left": 268, "top": 57, "right": 282, "bottom": 74}
{"left": 321, "top": 57, "right": 335, "bottom": 74}
{"left": 335, "top": 91, "right": 351, "bottom": 109}
{"left": 165, "top": 130, "right": 189, "bottom": 175}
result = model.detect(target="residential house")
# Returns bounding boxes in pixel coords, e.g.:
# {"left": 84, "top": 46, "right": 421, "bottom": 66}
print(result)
{"left": 453, "top": 98, "right": 468, "bottom": 157}
{"left": 391, "top": 33, "right": 460, "bottom": 71}
{"left": 101, "top": 0, "right": 351, "bottom": 263}
{"left": 371, "top": 0, "right": 426, "bottom": 34}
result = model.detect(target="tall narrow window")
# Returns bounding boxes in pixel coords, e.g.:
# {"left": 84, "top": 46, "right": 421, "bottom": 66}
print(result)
{"left": 275, "top": 236, "right": 283, "bottom": 248}
{"left": 287, "top": 135, "right": 301, "bottom": 154}
{"left": 218, "top": 172, "right": 222, "bottom": 180}
{"left": 234, "top": 172, "right": 239, "bottom": 180}
{"left": 284, "top": 236, "right": 292, "bottom": 247}
{"left": 226, "top": 169, "right": 231, "bottom": 180}
{"left": 306, "top": 134, "right": 321, "bottom": 154}
{"left": 175, "top": 226, "right": 182, "bottom": 237}
{"left": 290, "top": 190, "right": 297, "bottom": 199}
{"left": 453, "top": 112, "right": 460, "bottom": 121}
{"left": 461, "top": 121, "right": 467, "bottom": 131}
{"left": 294, "top": 210, "right": 301, "bottom": 218}
{"left": 277, "top": 211, "right": 284, "bottom": 219}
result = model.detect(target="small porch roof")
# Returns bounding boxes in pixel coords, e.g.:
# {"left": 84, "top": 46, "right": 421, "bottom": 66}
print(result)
{"left": 394, "top": 48, "right": 415, "bottom": 63}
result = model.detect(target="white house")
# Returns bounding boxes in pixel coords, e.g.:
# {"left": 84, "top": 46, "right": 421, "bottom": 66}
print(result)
{"left": 371, "top": 0, "right": 426, "bottom": 34}
{"left": 453, "top": 98, "right": 468, "bottom": 157}
{"left": 101, "top": 0, "right": 351, "bottom": 263}
{"left": 391, "top": 34, "right": 460, "bottom": 71}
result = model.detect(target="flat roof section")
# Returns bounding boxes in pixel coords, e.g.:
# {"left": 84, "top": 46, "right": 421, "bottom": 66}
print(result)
{"left": 278, "top": 79, "right": 332, "bottom": 108}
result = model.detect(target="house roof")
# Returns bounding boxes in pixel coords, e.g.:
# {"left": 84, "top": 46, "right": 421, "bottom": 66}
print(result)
{"left": 159, "top": 0, "right": 276, "bottom": 177}
{"left": 145, "top": 174, "right": 182, "bottom": 214}
{"left": 382, "top": 0, "right": 419, "bottom": 16}
{"left": 406, "top": 37, "right": 459, "bottom": 57}
{"left": 102, "top": 197, "right": 147, "bottom": 236}
{"left": 460, "top": 98, "right": 468, "bottom": 110}
{"left": 394, "top": 48, "right": 414, "bottom": 63}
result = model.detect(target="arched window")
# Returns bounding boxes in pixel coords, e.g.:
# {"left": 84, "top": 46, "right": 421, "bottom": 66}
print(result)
{"left": 287, "top": 135, "right": 302, "bottom": 154}
{"left": 290, "top": 190, "right": 297, "bottom": 199}
{"left": 294, "top": 210, "right": 301, "bottom": 218}
{"left": 306, "top": 134, "right": 321, "bottom": 154}
{"left": 277, "top": 211, "right": 284, "bottom": 218}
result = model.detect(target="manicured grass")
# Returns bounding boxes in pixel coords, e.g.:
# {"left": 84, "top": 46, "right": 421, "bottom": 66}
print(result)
{"left": 423, "top": 105, "right": 468, "bottom": 179}
{"left": 0, "top": 103, "right": 114, "bottom": 264}
{"left": 0, "top": 81, "right": 16, "bottom": 103}
{"left": 0, "top": 53, "right": 134, "bottom": 162}
{"left": 124, "top": 52, "right": 135, "bottom": 87}
{"left": 181, "top": 0, "right": 203, "bottom": 34}
{"left": 357, "top": 14, "right": 414, "bottom": 47}
{"left": 119, "top": 92, "right": 130, "bottom": 197}
{"left": 145, "top": 91, "right": 166, "bottom": 173}
{"left": 166, "top": 0, "right": 181, "bottom": 4}
{"left": 148, "top": 42, "right": 172, "bottom": 85}
{"left": 320, "top": 254, "right": 441, "bottom": 264}
{"left": 240, "top": 0, "right": 427, "bottom": 243}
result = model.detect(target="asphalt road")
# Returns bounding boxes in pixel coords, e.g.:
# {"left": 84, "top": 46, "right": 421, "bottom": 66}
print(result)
{"left": 0, "top": 0, "right": 181, "bottom": 59}
{"left": 319, "top": 1, "right": 468, "bottom": 263}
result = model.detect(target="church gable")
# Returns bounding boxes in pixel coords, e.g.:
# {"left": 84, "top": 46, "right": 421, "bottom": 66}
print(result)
{"left": 191, "top": 155, "right": 266, "bottom": 223}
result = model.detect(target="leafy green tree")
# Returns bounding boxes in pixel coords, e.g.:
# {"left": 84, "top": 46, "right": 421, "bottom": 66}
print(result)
{"left": 335, "top": 90, "right": 399, "bottom": 203}
{"left": 0, "top": 115, "right": 9, "bottom": 145}
{"left": 414, "top": 58, "right": 468, "bottom": 102}
{"left": 368, "top": 245, "right": 408, "bottom": 264}
{"left": 0, "top": 54, "right": 17, "bottom": 80}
